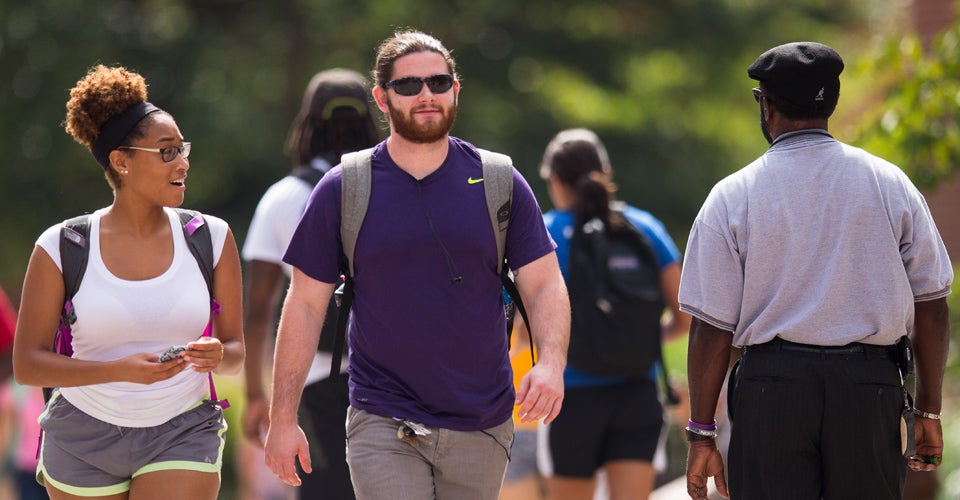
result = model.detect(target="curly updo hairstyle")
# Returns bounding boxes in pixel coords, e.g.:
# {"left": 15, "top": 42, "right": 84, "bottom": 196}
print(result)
{"left": 64, "top": 65, "right": 159, "bottom": 188}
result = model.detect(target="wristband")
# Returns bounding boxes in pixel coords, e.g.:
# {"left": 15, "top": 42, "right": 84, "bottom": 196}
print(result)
{"left": 687, "top": 418, "right": 718, "bottom": 432}
{"left": 913, "top": 408, "right": 941, "bottom": 420}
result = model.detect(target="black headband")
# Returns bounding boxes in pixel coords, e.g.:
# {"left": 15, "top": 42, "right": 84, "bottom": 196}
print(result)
{"left": 91, "top": 101, "right": 161, "bottom": 169}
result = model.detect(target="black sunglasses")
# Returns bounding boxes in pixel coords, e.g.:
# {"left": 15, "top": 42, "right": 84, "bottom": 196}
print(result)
{"left": 752, "top": 87, "right": 768, "bottom": 103}
{"left": 384, "top": 74, "right": 455, "bottom": 97}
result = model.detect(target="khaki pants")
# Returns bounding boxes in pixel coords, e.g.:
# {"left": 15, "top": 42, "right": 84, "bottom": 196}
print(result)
{"left": 345, "top": 406, "right": 512, "bottom": 500}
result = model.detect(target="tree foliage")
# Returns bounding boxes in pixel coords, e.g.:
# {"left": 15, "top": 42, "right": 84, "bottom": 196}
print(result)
{"left": 1, "top": 0, "right": 874, "bottom": 292}
{"left": 852, "top": 23, "right": 960, "bottom": 189}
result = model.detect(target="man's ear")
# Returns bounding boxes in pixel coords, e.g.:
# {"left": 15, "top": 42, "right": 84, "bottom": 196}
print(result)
{"left": 372, "top": 86, "right": 389, "bottom": 113}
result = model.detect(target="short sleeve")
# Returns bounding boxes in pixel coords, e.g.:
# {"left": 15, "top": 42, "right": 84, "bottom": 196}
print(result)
{"left": 678, "top": 216, "right": 743, "bottom": 332}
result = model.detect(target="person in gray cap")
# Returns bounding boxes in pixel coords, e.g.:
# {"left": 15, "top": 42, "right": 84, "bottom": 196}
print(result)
{"left": 241, "top": 68, "right": 382, "bottom": 499}
{"left": 679, "top": 41, "right": 952, "bottom": 499}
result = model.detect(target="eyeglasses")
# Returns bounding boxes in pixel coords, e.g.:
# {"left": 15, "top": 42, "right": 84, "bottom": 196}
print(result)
{"left": 384, "top": 74, "right": 455, "bottom": 96}
{"left": 752, "top": 87, "right": 765, "bottom": 103}
{"left": 118, "top": 142, "right": 191, "bottom": 162}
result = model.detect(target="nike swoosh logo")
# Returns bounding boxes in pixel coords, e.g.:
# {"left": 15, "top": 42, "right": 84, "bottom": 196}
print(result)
{"left": 467, "top": 177, "right": 484, "bottom": 184}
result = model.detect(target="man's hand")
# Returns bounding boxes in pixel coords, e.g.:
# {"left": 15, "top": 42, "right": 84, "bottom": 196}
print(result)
{"left": 515, "top": 360, "right": 564, "bottom": 424}
{"left": 242, "top": 396, "right": 270, "bottom": 447}
{"left": 909, "top": 416, "right": 944, "bottom": 472}
{"left": 686, "top": 439, "right": 729, "bottom": 499}
{"left": 264, "top": 421, "right": 312, "bottom": 486}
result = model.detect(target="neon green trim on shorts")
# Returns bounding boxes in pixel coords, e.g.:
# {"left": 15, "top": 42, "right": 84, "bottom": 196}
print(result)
{"left": 134, "top": 460, "right": 221, "bottom": 477}
{"left": 38, "top": 464, "right": 131, "bottom": 497}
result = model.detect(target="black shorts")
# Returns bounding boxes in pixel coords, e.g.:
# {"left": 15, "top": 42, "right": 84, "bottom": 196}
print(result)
{"left": 547, "top": 379, "right": 663, "bottom": 478}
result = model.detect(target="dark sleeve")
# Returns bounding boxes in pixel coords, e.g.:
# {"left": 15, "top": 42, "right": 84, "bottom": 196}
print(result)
{"left": 282, "top": 168, "right": 344, "bottom": 284}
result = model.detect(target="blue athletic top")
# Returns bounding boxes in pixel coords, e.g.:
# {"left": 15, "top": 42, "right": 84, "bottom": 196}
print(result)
{"left": 543, "top": 206, "right": 681, "bottom": 388}
{"left": 284, "top": 137, "right": 556, "bottom": 431}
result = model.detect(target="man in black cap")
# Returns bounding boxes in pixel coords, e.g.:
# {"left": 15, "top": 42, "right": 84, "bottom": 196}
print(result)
{"left": 678, "top": 41, "right": 952, "bottom": 499}
{"left": 242, "top": 68, "right": 382, "bottom": 500}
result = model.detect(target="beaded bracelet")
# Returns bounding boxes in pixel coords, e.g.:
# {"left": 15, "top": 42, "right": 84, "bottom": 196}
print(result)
{"left": 913, "top": 408, "right": 942, "bottom": 420}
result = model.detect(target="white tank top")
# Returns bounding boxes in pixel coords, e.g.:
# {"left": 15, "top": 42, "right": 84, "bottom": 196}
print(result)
{"left": 36, "top": 207, "right": 229, "bottom": 427}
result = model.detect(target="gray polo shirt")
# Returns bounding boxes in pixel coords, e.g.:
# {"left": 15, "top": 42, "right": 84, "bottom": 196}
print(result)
{"left": 679, "top": 130, "right": 952, "bottom": 347}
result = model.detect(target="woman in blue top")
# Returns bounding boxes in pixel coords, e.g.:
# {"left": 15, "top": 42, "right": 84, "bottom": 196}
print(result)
{"left": 538, "top": 129, "right": 690, "bottom": 500}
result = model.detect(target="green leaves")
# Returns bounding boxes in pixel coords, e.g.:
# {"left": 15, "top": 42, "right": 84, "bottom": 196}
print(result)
{"left": 854, "top": 26, "right": 960, "bottom": 189}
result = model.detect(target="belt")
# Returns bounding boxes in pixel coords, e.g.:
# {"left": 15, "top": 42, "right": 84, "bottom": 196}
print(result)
{"left": 745, "top": 337, "right": 895, "bottom": 359}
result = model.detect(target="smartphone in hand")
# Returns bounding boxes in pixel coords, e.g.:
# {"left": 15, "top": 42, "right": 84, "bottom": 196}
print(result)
{"left": 158, "top": 345, "right": 189, "bottom": 363}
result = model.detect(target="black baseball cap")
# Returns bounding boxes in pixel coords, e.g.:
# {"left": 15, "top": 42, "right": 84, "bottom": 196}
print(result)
{"left": 302, "top": 68, "right": 373, "bottom": 120}
{"left": 747, "top": 42, "right": 844, "bottom": 111}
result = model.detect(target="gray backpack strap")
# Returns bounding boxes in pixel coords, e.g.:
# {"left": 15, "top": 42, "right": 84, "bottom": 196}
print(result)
{"left": 478, "top": 148, "right": 514, "bottom": 275}
{"left": 339, "top": 147, "right": 375, "bottom": 277}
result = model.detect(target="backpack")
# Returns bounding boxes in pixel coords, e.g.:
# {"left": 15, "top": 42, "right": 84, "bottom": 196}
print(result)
{"left": 291, "top": 165, "right": 343, "bottom": 354}
{"left": 566, "top": 205, "right": 676, "bottom": 395}
{"left": 48, "top": 208, "right": 228, "bottom": 408}
{"left": 329, "top": 147, "right": 533, "bottom": 375}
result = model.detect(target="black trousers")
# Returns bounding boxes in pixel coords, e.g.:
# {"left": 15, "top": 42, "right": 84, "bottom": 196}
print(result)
{"left": 296, "top": 374, "right": 356, "bottom": 500}
{"left": 728, "top": 341, "right": 906, "bottom": 500}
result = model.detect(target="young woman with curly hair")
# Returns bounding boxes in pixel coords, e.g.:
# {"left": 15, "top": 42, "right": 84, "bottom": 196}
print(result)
{"left": 13, "top": 64, "right": 244, "bottom": 500}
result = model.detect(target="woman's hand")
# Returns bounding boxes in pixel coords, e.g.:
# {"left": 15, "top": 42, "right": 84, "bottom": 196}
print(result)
{"left": 119, "top": 352, "right": 189, "bottom": 384}
{"left": 183, "top": 337, "right": 224, "bottom": 373}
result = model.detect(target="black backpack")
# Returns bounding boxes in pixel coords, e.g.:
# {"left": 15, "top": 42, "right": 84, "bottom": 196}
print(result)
{"left": 567, "top": 206, "right": 671, "bottom": 383}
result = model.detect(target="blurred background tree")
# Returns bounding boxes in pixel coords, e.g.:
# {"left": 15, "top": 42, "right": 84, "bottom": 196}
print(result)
{"left": 1, "top": 0, "right": 882, "bottom": 292}
{"left": 852, "top": 27, "right": 960, "bottom": 189}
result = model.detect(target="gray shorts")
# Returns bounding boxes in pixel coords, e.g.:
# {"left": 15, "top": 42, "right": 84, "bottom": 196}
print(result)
{"left": 37, "top": 392, "right": 227, "bottom": 496}
{"left": 345, "top": 406, "right": 513, "bottom": 500}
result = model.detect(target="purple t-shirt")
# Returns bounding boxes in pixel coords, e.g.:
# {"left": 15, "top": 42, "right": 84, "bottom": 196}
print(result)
{"left": 283, "top": 137, "right": 556, "bottom": 431}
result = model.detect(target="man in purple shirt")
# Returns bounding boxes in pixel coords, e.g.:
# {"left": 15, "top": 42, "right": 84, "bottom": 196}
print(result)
{"left": 265, "top": 30, "right": 570, "bottom": 500}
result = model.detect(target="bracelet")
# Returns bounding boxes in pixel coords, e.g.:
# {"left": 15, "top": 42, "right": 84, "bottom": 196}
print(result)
{"left": 685, "top": 425, "right": 719, "bottom": 438}
{"left": 685, "top": 428, "right": 717, "bottom": 442}
{"left": 687, "top": 418, "right": 718, "bottom": 432}
{"left": 913, "top": 408, "right": 942, "bottom": 420}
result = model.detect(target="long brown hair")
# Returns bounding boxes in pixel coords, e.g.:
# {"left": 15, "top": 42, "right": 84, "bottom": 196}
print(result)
{"left": 284, "top": 69, "right": 382, "bottom": 167}
{"left": 541, "top": 128, "right": 624, "bottom": 229}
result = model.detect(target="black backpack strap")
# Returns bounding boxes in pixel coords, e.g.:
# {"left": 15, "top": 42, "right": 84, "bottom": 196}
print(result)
{"left": 292, "top": 165, "right": 325, "bottom": 187}
{"left": 173, "top": 209, "right": 230, "bottom": 408}
{"left": 501, "top": 271, "right": 534, "bottom": 364}
{"left": 59, "top": 215, "right": 92, "bottom": 332}
{"left": 329, "top": 278, "right": 352, "bottom": 377}
{"left": 612, "top": 208, "right": 678, "bottom": 404}
{"left": 46, "top": 215, "right": 92, "bottom": 402}
{"left": 659, "top": 356, "right": 680, "bottom": 406}
{"left": 175, "top": 209, "right": 214, "bottom": 297}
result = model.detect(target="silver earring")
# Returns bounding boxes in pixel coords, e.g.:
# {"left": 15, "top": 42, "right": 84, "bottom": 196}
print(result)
{"left": 122, "top": 170, "right": 128, "bottom": 175}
